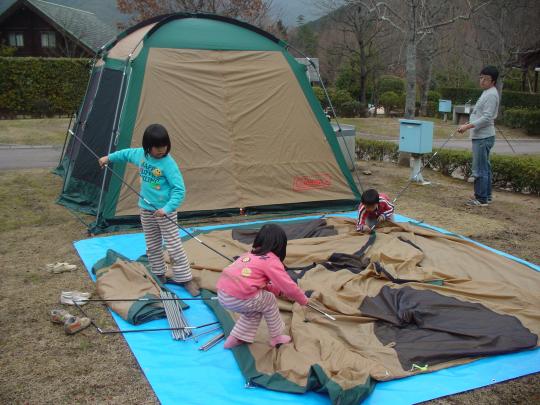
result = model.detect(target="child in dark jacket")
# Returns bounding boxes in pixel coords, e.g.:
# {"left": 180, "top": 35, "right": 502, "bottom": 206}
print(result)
{"left": 356, "top": 188, "right": 395, "bottom": 232}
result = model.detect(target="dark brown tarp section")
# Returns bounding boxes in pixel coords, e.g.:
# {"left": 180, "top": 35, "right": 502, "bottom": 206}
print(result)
{"left": 231, "top": 218, "right": 337, "bottom": 244}
{"left": 361, "top": 285, "right": 537, "bottom": 370}
{"left": 180, "top": 217, "right": 540, "bottom": 404}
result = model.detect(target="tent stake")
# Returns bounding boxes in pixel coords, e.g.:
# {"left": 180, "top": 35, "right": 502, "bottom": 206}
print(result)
{"left": 307, "top": 303, "right": 336, "bottom": 321}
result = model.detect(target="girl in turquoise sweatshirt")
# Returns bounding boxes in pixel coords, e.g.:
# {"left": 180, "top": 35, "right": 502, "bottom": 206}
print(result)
{"left": 98, "top": 124, "right": 199, "bottom": 296}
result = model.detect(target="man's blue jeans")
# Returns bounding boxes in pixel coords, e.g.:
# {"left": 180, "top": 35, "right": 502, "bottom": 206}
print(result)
{"left": 472, "top": 136, "right": 495, "bottom": 203}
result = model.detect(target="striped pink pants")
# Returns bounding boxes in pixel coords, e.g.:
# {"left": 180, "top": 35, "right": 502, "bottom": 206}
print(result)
{"left": 140, "top": 209, "right": 192, "bottom": 283}
{"left": 217, "top": 289, "right": 284, "bottom": 342}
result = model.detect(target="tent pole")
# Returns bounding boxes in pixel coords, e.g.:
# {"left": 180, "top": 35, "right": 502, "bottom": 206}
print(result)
{"left": 57, "top": 110, "right": 74, "bottom": 167}
{"left": 60, "top": 55, "right": 102, "bottom": 195}
{"left": 94, "top": 66, "right": 129, "bottom": 228}
{"left": 69, "top": 128, "right": 235, "bottom": 263}
{"left": 95, "top": 37, "right": 145, "bottom": 231}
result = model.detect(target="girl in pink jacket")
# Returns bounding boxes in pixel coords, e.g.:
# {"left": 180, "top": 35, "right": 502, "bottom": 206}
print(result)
{"left": 217, "top": 224, "right": 309, "bottom": 349}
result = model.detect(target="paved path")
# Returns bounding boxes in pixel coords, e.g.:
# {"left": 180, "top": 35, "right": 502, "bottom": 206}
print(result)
{"left": 0, "top": 145, "right": 62, "bottom": 170}
{"left": 1, "top": 134, "right": 539, "bottom": 171}
{"left": 358, "top": 133, "right": 540, "bottom": 155}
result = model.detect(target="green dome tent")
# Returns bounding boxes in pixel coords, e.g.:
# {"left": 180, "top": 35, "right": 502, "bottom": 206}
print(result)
{"left": 57, "top": 13, "right": 361, "bottom": 232}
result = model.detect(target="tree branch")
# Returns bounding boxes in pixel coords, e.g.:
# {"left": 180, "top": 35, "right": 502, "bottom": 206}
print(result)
{"left": 418, "top": 0, "right": 492, "bottom": 31}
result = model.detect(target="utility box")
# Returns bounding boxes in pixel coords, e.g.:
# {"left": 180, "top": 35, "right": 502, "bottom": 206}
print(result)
{"left": 438, "top": 99, "right": 452, "bottom": 113}
{"left": 398, "top": 119, "right": 433, "bottom": 154}
{"left": 331, "top": 123, "right": 356, "bottom": 170}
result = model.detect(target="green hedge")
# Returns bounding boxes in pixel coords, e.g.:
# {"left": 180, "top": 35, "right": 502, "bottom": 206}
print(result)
{"left": 356, "top": 139, "right": 540, "bottom": 195}
{"left": 0, "top": 57, "right": 91, "bottom": 117}
{"left": 355, "top": 139, "right": 399, "bottom": 161}
{"left": 504, "top": 108, "right": 540, "bottom": 134}
{"left": 440, "top": 87, "right": 540, "bottom": 109}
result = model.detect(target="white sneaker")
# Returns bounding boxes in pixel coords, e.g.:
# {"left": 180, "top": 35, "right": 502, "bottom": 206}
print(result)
{"left": 46, "top": 262, "right": 77, "bottom": 273}
{"left": 60, "top": 291, "right": 91, "bottom": 305}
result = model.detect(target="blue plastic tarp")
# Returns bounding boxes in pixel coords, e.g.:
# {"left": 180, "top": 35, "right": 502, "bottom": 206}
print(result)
{"left": 74, "top": 213, "right": 539, "bottom": 405}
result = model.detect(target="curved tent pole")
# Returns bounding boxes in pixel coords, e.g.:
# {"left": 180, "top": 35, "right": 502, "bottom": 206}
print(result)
{"left": 285, "top": 43, "right": 364, "bottom": 193}
{"left": 100, "top": 13, "right": 175, "bottom": 54}
{"left": 94, "top": 36, "right": 145, "bottom": 226}
{"left": 144, "top": 12, "right": 281, "bottom": 44}
{"left": 61, "top": 52, "right": 102, "bottom": 194}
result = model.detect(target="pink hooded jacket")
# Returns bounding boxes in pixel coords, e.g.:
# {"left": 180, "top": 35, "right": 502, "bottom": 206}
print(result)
{"left": 216, "top": 252, "right": 308, "bottom": 305}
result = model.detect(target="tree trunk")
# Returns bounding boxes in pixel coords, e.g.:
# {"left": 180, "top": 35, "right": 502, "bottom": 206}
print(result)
{"left": 420, "top": 45, "right": 434, "bottom": 116}
{"left": 496, "top": 73, "right": 505, "bottom": 117}
{"left": 404, "top": 39, "right": 416, "bottom": 119}
{"left": 359, "top": 43, "right": 368, "bottom": 116}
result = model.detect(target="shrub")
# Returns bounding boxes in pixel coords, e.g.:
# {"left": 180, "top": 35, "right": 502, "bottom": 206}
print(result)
{"left": 427, "top": 90, "right": 441, "bottom": 102}
{"left": 378, "top": 75, "right": 405, "bottom": 95}
{"left": 439, "top": 87, "right": 482, "bottom": 105}
{"left": 500, "top": 91, "right": 540, "bottom": 109}
{"left": 428, "top": 149, "right": 473, "bottom": 178}
{"left": 327, "top": 88, "right": 354, "bottom": 116}
{"left": 440, "top": 87, "right": 540, "bottom": 109}
{"left": 0, "top": 57, "right": 91, "bottom": 117}
{"left": 490, "top": 155, "right": 540, "bottom": 194}
{"left": 426, "top": 101, "right": 438, "bottom": 117}
{"left": 355, "top": 139, "right": 399, "bottom": 162}
{"left": 379, "top": 91, "right": 400, "bottom": 115}
{"left": 504, "top": 108, "right": 540, "bottom": 135}
{"left": 356, "top": 138, "right": 540, "bottom": 194}
{"left": 312, "top": 86, "right": 326, "bottom": 107}
{"left": 340, "top": 100, "right": 362, "bottom": 117}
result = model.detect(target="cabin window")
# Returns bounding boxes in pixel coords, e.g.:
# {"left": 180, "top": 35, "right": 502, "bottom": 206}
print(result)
{"left": 41, "top": 31, "right": 56, "bottom": 48}
{"left": 8, "top": 32, "right": 24, "bottom": 47}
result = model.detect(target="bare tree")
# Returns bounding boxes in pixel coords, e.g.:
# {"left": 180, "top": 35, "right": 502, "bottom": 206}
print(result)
{"left": 314, "top": 1, "right": 391, "bottom": 113}
{"left": 352, "top": 0, "right": 491, "bottom": 118}
{"left": 472, "top": 0, "right": 540, "bottom": 97}
{"left": 117, "top": 0, "right": 275, "bottom": 29}
{"left": 418, "top": 27, "right": 452, "bottom": 116}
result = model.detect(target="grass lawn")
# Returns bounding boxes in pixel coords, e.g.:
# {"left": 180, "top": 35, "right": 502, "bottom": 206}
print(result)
{"left": 1, "top": 167, "right": 538, "bottom": 404}
{"left": 336, "top": 116, "right": 529, "bottom": 139}
{"left": 0, "top": 118, "right": 70, "bottom": 145}
{"left": 0, "top": 116, "right": 532, "bottom": 146}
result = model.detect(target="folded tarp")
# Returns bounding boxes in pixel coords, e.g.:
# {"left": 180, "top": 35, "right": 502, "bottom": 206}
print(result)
{"left": 92, "top": 249, "right": 187, "bottom": 324}
{"left": 181, "top": 217, "right": 539, "bottom": 404}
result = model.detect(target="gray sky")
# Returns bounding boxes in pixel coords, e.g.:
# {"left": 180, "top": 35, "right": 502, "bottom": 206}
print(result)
{"left": 271, "top": 0, "right": 320, "bottom": 26}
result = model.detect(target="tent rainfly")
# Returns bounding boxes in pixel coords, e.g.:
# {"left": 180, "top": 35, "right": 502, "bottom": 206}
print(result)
{"left": 56, "top": 13, "right": 361, "bottom": 232}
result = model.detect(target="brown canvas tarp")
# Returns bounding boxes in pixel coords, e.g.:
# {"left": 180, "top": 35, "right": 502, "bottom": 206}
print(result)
{"left": 115, "top": 49, "right": 355, "bottom": 216}
{"left": 180, "top": 217, "right": 539, "bottom": 404}
{"left": 93, "top": 250, "right": 184, "bottom": 325}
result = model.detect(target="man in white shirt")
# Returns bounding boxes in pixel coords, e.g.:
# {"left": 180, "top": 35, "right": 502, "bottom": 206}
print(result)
{"left": 458, "top": 66, "right": 500, "bottom": 206}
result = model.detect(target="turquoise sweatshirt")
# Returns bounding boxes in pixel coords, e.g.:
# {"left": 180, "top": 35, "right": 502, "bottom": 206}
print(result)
{"left": 108, "top": 148, "right": 185, "bottom": 213}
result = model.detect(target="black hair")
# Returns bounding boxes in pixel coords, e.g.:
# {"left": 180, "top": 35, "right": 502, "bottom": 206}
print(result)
{"left": 142, "top": 124, "right": 171, "bottom": 156}
{"left": 251, "top": 223, "right": 288, "bottom": 262}
{"left": 480, "top": 65, "right": 499, "bottom": 84}
{"left": 361, "top": 188, "right": 379, "bottom": 205}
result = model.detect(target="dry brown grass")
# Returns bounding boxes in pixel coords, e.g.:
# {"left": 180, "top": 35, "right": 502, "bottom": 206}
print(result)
{"left": 0, "top": 166, "right": 538, "bottom": 404}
